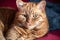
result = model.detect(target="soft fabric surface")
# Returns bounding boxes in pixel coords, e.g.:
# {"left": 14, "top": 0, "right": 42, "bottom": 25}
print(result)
{"left": 46, "top": 2, "right": 60, "bottom": 31}
{"left": 30, "top": 0, "right": 60, "bottom": 3}
{"left": 35, "top": 30, "right": 60, "bottom": 40}
{"left": 0, "top": 0, "right": 60, "bottom": 40}
{"left": 46, "top": 0, "right": 60, "bottom": 4}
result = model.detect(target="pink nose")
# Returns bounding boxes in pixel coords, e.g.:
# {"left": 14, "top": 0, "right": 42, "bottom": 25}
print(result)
{"left": 25, "top": 22, "right": 31, "bottom": 28}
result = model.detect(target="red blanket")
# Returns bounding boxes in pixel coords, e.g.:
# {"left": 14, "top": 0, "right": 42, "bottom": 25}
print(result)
{"left": 0, "top": 0, "right": 60, "bottom": 40}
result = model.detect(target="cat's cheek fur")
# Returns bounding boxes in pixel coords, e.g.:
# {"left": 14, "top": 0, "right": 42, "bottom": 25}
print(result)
{"left": 27, "top": 17, "right": 43, "bottom": 30}
{"left": 17, "top": 15, "right": 26, "bottom": 22}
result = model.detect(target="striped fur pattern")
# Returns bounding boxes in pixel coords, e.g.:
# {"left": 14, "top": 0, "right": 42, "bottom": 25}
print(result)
{"left": 6, "top": 0, "right": 49, "bottom": 40}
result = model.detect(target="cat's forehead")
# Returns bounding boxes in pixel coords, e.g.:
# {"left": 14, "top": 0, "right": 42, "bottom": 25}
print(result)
{"left": 23, "top": 2, "right": 37, "bottom": 9}
{"left": 19, "top": 2, "right": 41, "bottom": 14}
{"left": 22, "top": 2, "right": 39, "bottom": 12}
{"left": 25, "top": 2, "right": 37, "bottom": 6}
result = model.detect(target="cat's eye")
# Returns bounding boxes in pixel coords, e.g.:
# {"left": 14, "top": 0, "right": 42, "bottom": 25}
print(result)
{"left": 22, "top": 14, "right": 27, "bottom": 17}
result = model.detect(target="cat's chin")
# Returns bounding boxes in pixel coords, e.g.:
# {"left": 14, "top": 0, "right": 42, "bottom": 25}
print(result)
{"left": 27, "top": 26, "right": 36, "bottom": 30}
{"left": 26, "top": 24, "right": 39, "bottom": 30}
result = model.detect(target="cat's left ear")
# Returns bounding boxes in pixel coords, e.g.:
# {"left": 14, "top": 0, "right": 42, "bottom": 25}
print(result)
{"left": 37, "top": 1, "right": 46, "bottom": 10}
{"left": 16, "top": 0, "right": 25, "bottom": 9}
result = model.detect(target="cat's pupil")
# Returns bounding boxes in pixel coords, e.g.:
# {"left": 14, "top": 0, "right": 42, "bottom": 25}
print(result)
{"left": 23, "top": 14, "right": 26, "bottom": 17}
{"left": 22, "top": 14, "right": 27, "bottom": 17}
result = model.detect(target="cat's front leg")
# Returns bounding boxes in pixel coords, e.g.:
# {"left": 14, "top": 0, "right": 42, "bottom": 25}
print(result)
{"left": 5, "top": 25, "right": 34, "bottom": 40}
{"left": 6, "top": 25, "right": 21, "bottom": 40}
{"left": 0, "top": 30, "right": 6, "bottom": 40}
{"left": 0, "top": 20, "right": 6, "bottom": 40}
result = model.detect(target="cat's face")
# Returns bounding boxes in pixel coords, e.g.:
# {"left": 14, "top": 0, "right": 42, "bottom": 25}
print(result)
{"left": 16, "top": 0, "right": 46, "bottom": 30}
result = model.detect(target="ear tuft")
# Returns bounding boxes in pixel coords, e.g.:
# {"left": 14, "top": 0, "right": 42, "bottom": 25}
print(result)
{"left": 18, "top": 2, "right": 24, "bottom": 6}
{"left": 37, "top": 1, "right": 46, "bottom": 10}
{"left": 16, "top": 0, "right": 24, "bottom": 8}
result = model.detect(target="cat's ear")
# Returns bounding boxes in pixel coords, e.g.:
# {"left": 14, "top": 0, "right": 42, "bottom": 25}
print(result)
{"left": 16, "top": 0, "right": 24, "bottom": 9}
{"left": 37, "top": 1, "right": 46, "bottom": 10}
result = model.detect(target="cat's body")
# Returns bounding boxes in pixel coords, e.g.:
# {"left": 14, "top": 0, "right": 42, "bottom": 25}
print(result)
{"left": 0, "top": 7, "right": 16, "bottom": 40}
{"left": 6, "top": 0, "right": 49, "bottom": 40}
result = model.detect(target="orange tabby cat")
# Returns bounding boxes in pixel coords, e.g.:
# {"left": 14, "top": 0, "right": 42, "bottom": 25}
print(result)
{"left": 6, "top": 0, "right": 49, "bottom": 40}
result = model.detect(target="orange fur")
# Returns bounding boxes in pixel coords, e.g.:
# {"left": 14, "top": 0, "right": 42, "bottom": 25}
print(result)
{"left": 6, "top": 0, "right": 49, "bottom": 40}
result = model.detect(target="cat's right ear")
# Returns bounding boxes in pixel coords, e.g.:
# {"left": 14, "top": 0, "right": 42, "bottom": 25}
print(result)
{"left": 16, "top": 0, "right": 24, "bottom": 9}
{"left": 37, "top": 1, "right": 46, "bottom": 11}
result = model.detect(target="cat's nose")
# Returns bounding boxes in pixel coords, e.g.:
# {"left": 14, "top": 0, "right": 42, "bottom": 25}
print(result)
{"left": 26, "top": 23, "right": 32, "bottom": 29}
{"left": 27, "top": 14, "right": 33, "bottom": 23}
{"left": 26, "top": 23, "right": 35, "bottom": 30}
